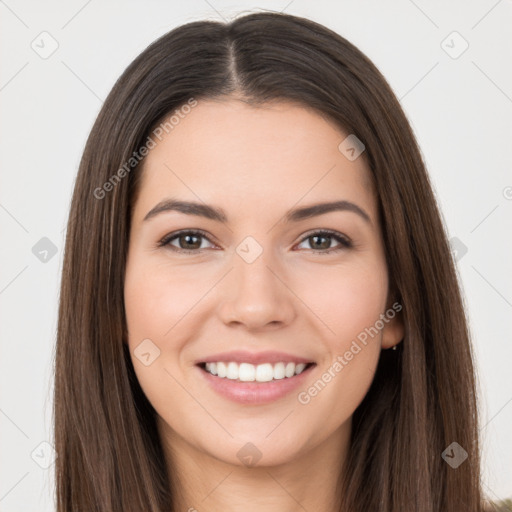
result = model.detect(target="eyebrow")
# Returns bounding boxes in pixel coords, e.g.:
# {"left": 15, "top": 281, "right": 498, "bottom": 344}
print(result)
{"left": 143, "top": 198, "right": 371, "bottom": 225}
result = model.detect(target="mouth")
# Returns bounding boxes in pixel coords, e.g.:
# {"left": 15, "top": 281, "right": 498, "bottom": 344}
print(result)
{"left": 194, "top": 350, "right": 317, "bottom": 404}
{"left": 197, "top": 361, "right": 316, "bottom": 383}
{"left": 196, "top": 360, "right": 316, "bottom": 405}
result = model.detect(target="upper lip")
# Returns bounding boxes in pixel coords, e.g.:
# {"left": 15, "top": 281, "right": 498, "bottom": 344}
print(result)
{"left": 196, "top": 350, "right": 315, "bottom": 366}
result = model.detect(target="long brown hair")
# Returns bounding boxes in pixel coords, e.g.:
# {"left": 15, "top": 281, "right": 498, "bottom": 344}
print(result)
{"left": 54, "top": 11, "right": 483, "bottom": 511}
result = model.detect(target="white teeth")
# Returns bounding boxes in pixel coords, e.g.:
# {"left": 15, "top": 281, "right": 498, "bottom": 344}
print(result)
{"left": 239, "top": 363, "right": 255, "bottom": 382}
{"left": 226, "top": 362, "right": 238, "bottom": 380}
{"left": 285, "top": 362, "right": 295, "bottom": 378}
{"left": 273, "top": 362, "right": 285, "bottom": 379}
{"left": 216, "top": 362, "right": 227, "bottom": 378}
{"left": 205, "top": 362, "right": 217, "bottom": 375}
{"left": 202, "top": 361, "right": 311, "bottom": 381}
{"left": 256, "top": 363, "right": 274, "bottom": 382}
{"left": 295, "top": 363, "right": 306, "bottom": 374}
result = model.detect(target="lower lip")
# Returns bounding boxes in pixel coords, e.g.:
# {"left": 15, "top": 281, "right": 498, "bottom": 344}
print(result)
{"left": 197, "top": 364, "right": 316, "bottom": 405}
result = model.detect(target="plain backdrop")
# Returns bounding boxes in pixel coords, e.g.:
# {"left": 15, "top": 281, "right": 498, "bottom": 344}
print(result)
{"left": 1, "top": 0, "right": 511, "bottom": 510}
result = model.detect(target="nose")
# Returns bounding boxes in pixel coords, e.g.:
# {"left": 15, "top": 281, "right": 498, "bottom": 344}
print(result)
{"left": 216, "top": 248, "right": 296, "bottom": 331}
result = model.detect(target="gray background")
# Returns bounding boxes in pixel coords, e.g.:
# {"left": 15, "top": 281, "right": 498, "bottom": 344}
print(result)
{"left": 1, "top": 0, "right": 511, "bottom": 509}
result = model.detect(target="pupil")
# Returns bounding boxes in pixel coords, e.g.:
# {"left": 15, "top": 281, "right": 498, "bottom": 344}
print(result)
{"left": 178, "top": 234, "right": 332, "bottom": 250}
{"left": 182, "top": 234, "right": 200, "bottom": 249}
{"left": 312, "top": 235, "right": 329, "bottom": 249}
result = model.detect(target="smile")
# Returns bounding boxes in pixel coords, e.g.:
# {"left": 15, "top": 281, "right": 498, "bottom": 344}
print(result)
{"left": 200, "top": 361, "right": 314, "bottom": 382}
{"left": 196, "top": 361, "right": 317, "bottom": 405}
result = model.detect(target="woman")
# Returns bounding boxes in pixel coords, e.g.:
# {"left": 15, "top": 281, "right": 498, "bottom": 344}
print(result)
{"left": 54, "top": 11, "right": 483, "bottom": 511}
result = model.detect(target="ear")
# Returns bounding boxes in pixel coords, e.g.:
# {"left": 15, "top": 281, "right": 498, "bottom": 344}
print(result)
{"left": 381, "top": 299, "right": 404, "bottom": 350}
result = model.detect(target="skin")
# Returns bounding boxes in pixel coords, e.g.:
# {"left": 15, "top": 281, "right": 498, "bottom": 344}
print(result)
{"left": 124, "top": 97, "right": 404, "bottom": 512}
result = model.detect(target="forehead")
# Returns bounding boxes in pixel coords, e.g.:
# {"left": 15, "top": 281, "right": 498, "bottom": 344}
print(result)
{"left": 133, "top": 98, "right": 376, "bottom": 222}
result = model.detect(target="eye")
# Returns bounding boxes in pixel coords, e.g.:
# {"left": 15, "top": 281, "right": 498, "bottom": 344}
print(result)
{"left": 295, "top": 230, "right": 352, "bottom": 254}
{"left": 158, "top": 228, "right": 352, "bottom": 255}
{"left": 158, "top": 229, "right": 217, "bottom": 254}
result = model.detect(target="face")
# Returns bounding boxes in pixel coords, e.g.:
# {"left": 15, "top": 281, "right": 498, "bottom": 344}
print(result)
{"left": 124, "top": 98, "right": 403, "bottom": 468}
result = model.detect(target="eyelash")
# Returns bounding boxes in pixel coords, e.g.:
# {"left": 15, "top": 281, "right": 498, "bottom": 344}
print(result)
{"left": 157, "top": 229, "right": 353, "bottom": 255}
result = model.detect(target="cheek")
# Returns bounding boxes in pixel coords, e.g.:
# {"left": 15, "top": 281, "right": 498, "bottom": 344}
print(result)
{"left": 124, "top": 258, "right": 208, "bottom": 341}
{"left": 123, "top": 258, "right": 200, "bottom": 418}
{"left": 123, "top": 256, "right": 218, "bottom": 401}
{"left": 295, "top": 268, "right": 386, "bottom": 435}
{"left": 297, "top": 260, "right": 387, "bottom": 397}
{"left": 296, "top": 259, "right": 388, "bottom": 349}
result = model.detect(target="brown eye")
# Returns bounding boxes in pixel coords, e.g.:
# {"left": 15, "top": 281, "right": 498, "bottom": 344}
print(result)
{"left": 158, "top": 229, "right": 352, "bottom": 255}
{"left": 309, "top": 234, "right": 331, "bottom": 250}
{"left": 159, "top": 230, "right": 215, "bottom": 253}
{"left": 176, "top": 233, "right": 203, "bottom": 250}
{"left": 296, "top": 230, "right": 352, "bottom": 253}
